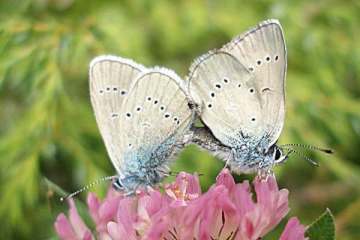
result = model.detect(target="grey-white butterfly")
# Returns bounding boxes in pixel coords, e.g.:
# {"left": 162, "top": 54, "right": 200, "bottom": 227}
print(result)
{"left": 89, "top": 56, "right": 193, "bottom": 194}
{"left": 187, "top": 19, "right": 332, "bottom": 174}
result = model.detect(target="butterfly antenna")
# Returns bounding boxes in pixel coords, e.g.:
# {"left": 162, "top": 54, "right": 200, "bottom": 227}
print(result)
{"left": 280, "top": 143, "right": 333, "bottom": 154}
{"left": 60, "top": 176, "right": 117, "bottom": 202}
{"left": 282, "top": 148, "right": 319, "bottom": 167}
{"left": 168, "top": 171, "right": 204, "bottom": 177}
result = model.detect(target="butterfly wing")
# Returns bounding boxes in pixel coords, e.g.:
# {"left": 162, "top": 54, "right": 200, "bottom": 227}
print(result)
{"left": 118, "top": 68, "right": 193, "bottom": 175}
{"left": 89, "top": 55, "right": 146, "bottom": 173}
{"left": 188, "top": 51, "right": 265, "bottom": 147}
{"left": 221, "top": 19, "right": 287, "bottom": 146}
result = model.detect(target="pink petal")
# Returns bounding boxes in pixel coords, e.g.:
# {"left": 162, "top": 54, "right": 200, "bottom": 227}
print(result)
{"left": 68, "top": 199, "right": 92, "bottom": 239}
{"left": 183, "top": 172, "right": 201, "bottom": 195}
{"left": 280, "top": 217, "right": 307, "bottom": 240}
{"left": 216, "top": 168, "right": 235, "bottom": 190}
{"left": 253, "top": 176, "right": 289, "bottom": 235}
{"left": 145, "top": 190, "right": 168, "bottom": 216}
{"left": 107, "top": 221, "right": 123, "bottom": 240}
{"left": 54, "top": 213, "right": 77, "bottom": 240}
{"left": 116, "top": 198, "right": 137, "bottom": 236}
{"left": 146, "top": 218, "right": 169, "bottom": 240}
{"left": 98, "top": 196, "right": 121, "bottom": 222}
{"left": 233, "top": 181, "right": 255, "bottom": 216}
{"left": 87, "top": 193, "right": 100, "bottom": 223}
{"left": 83, "top": 231, "right": 93, "bottom": 240}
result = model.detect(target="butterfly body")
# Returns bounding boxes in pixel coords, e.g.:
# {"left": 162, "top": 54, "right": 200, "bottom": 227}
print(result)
{"left": 229, "top": 134, "right": 279, "bottom": 173}
{"left": 113, "top": 136, "right": 177, "bottom": 193}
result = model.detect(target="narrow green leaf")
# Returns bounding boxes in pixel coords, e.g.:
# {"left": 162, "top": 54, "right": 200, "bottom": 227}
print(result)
{"left": 306, "top": 208, "right": 335, "bottom": 240}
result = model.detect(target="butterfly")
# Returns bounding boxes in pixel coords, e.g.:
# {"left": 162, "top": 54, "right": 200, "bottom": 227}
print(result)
{"left": 186, "top": 19, "right": 332, "bottom": 175}
{"left": 89, "top": 56, "right": 193, "bottom": 194}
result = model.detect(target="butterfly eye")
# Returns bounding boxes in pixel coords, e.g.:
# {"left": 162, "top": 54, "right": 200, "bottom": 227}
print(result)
{"left": 112, "top": 178, "right": 123, "bottom": 190}
{"left": 266, "top": 56, "right": 270, "bottom": 62}
{"left": 251, "top": 117, "right": 256, "bottom": 122}
{"left": 126, "top": 112, "right": 131, "bottom": 118}
{"left": 147, "top": 96, "right": 152, "bottom": 101}
{"left": 120, "top": 90, "right": 127, "bottom": 95}
{"left": 210, "top": 92, "right": 215, "bottom": 98}
{"left": 249, "top": 88, "right": 255, "bottom": 93}
{"left": 274, "top": 148, "right": 282, "bottom": 160}
{"left": 257, "top": 60, "right": 261, "bottom": 65}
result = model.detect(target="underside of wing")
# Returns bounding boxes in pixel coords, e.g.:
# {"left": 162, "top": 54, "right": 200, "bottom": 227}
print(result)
{"left": 118, "top": 68, "right": 193, "bottom": 173}
{"left": 89, "top": 55, "right": 146, "bottom": 173}
{"left": 188, "top": 51, "right": 265, "bottom": 148}
{"left": 221, "top": 19, "right": 287, "bottom": 145}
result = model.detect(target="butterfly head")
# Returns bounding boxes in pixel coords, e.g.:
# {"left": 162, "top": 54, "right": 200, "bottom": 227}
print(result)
{"left": 111, "top": 175, "right": 144, "bottom": 194}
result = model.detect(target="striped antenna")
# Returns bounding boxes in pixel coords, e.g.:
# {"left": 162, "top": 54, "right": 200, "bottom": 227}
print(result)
{"left": 60, "top": 176, "right": 117, "bottom": 202}
{"left": 282, "top": 148, "right": 319, "bottom": 166}
{"left": 280, "top": 143, "right": 334, "bottom": 154}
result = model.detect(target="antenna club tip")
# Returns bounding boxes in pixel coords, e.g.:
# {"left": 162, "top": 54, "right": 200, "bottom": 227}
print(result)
{"left": 60, "top": 197, "right": 65, "bottom": 202}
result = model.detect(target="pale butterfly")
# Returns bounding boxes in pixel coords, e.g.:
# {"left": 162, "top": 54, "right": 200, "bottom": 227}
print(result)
{"left": 88, "top": 55, "right": 193, "bottom": 194}
{"left": 187, "top": 19, "right": 332, "bottom": 175}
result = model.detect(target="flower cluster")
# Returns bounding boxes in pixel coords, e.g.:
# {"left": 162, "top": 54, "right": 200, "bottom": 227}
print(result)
{"left": 54, "top": 169, "right": 307, "bottom": 240}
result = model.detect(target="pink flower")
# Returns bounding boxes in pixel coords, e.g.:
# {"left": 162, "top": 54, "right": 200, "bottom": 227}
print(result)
{"left": 54, "top": 170, "right": 307, "bottom": 240}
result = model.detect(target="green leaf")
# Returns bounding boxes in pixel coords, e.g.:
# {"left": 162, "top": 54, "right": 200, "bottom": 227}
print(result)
{"left": 306, "top": 208, "right": 336, "bottom": 240}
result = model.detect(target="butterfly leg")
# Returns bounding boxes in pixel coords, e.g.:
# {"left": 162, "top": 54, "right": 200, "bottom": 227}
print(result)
{"left": 222, "top": 149, "right": 234, "bottom": 171}
{"left": 256, "top": 168, "right": 274, "bottom": 181}
{"left": 124, "top": 191, "right": 135, "bottom": 197}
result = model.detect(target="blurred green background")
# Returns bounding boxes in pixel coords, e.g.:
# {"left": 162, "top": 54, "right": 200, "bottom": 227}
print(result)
{"left": 0, "top": 0, "right": 359, "bottom": 239}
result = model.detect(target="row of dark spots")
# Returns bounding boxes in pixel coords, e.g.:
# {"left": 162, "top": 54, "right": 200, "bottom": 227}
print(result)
{"left": 146, "top": 96, "right": 160, "bottom": 105}
{"left": 249, "top": 54, "right": 279, "bottom": 71}
{"left": 256, "top": 55, "right": 279, "bottom": 66}
{"left": 99, "top": 88, "right": 126, "bottom": 95}
{"left": 124, "top": 109, "right": 180, "bottom": 125}
{"left": 213, "top": 79, "right": 254, "bottom": 91}
{"left": 209, "top": 85, "right": 255, "bottom": 99}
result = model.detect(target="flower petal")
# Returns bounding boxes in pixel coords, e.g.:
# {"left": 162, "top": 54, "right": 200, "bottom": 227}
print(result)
{"left": 280, "top": 217, "right": 307, "bottom": 240}
{"left": 107, "top": 221, "right": 122, "bottom": 240}
{"left": 54, "top": 213, "right": 77, "bottom": 240}
{"left": 87, "top": 193, "right": 100, "bottom": 223}
{"left": 68, "top": 199, "right": 92, "bottom": 239}
{"left": 216, "top": 168, "right": 235, "bottom": 190}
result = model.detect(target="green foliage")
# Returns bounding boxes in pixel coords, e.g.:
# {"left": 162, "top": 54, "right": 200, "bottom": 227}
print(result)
{"left": 0, "top": 0, "right": 359, "bottom": 239}
{"left": 306, "top": 209, "right": 336, "bottom": 240}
